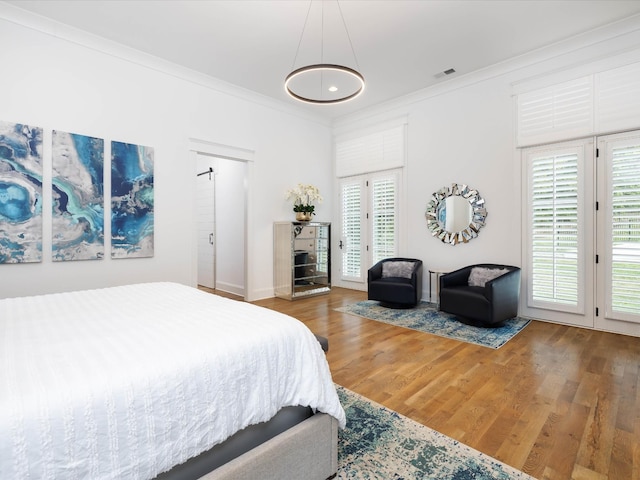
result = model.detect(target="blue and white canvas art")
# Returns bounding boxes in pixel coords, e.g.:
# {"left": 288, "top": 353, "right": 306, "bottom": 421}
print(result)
{"left": 111, "top": 141, "right": 154, "bottom": 259}
{"left": 52, "top": 131, "right": 104, "bottom": 261}
{"left": 0, "top": 121, "right": 43, "bottom": 263}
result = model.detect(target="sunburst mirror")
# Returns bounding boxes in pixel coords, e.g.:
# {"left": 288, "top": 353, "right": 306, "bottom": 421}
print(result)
{"left": 425, "top": 183, "right": 487, "bottom": 245}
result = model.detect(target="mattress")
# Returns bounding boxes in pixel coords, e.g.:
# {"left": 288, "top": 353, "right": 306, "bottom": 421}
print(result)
{"left": 0, "top": 282, "right": 345, "bottom": 479}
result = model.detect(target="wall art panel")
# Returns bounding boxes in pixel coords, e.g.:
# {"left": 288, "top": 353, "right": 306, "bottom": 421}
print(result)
{"left": 111, "top": 141, "right": 154, "bottom": 259}
{"left": 52, "top": 131, "right": 105, "bottom": 261}
{"left": 0, "top": 121, "right": 43, "bottom": 263}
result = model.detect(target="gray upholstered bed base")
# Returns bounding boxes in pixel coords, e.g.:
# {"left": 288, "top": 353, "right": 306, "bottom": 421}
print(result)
{"left": 203, "top": 412, "right": 338, "bottom": 480}
{"left": 156, "top": 335, "right": 337, "bottom": 480}
{"left": 157, "top": 410, "right": 338, "bottom": 480}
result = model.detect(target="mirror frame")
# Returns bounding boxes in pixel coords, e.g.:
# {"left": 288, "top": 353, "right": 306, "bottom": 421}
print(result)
{"left": 425, "top": 183, "right": 487, "bottom": 245}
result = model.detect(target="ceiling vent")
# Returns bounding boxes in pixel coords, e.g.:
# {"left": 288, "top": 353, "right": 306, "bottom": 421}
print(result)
{"left": 434, "top": 68, "right": 456, "bottom": 79}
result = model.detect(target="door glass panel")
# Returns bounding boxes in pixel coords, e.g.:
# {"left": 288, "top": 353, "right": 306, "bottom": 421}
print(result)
{"left": 607, "top": 139, "right": 640, "bottom": 318}
{"left": 523, "top": 140, "right": 593, "bottom": 328}
{"left": 371, "top": 176, "right": 397, "bottom": 263}
{"left": 341, "top": 180, "right": 363, "bottom": 280}
{"left": 529, "top": 150, "right": 580, "bottom": 307}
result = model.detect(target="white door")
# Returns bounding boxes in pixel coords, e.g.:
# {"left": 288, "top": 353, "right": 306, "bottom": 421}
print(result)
{"left": 337, "top": 169, "right": 400, "bottom": 290}
{"left": 521, "top": 139, "right": 595, "bottom": 328}
{"left": 197, "top": 164, "right": 215, "bottom": 288}
{"left": 596, "top": 131, "right": 640, "bottom": 331}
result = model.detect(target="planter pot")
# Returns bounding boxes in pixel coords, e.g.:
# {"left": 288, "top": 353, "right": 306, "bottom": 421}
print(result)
{"left": 296, "top": 212, "right": 312, "bottom": 222}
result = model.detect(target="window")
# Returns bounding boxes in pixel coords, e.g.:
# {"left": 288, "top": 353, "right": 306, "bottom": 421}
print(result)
{"left": 335, "top": 122, "right": 406, "bottom": 289}
{"left": 609, "top": 143, "right": 640, "bottom": 315}
{"left": 517, "top": 66, "right": 640, "bottom": 332}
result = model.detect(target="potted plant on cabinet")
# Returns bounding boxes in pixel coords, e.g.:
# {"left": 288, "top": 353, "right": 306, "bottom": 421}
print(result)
{"left": 285, "top": 183, "right": 322, "bottom": 221}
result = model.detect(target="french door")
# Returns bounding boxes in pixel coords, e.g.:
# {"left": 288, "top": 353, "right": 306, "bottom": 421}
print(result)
{"left": 522, "top": 130, "right": 640, "bottom": 333}
{"left": 596, "top": 131, "right": 640, "bottom": 332}
{"left": 522, "top": 139, "right": 595, "bottom": 327}
{"left": 337, "top": 169, "right": 400, "bottom": 289}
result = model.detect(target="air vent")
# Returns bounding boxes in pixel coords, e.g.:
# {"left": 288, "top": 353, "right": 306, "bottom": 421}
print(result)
{"left": 434, "top": 68, "right": 456, "bottom": 79}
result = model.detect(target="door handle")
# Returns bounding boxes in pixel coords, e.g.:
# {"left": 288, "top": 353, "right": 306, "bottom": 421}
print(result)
{"left": 209, "top": 233, "right": 214, "bottom": 245}
{"left": 339, "top": 240, "right": 343, "bottom": 249}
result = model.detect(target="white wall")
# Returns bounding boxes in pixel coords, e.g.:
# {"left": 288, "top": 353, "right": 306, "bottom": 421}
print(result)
{"left": 3, "top": 5, "right": 639, "bottom": 306}
{"left": 331, "top": 75, "right": 522, "bottom": 299}
{"left": 333, "top": 16, "right": 640, "bottom": 301}
{"left": 0, "top": 8, "right": 333, "bottom": 300}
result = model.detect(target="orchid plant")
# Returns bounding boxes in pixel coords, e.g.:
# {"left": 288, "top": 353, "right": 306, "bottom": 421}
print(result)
{"left": 285, "top": 183, "right": 323, "bottom": 215}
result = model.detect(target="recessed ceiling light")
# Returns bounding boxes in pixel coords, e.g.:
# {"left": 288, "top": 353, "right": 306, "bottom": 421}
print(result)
{"left": 328, "top": 86, "right": 338, "bottom": 92}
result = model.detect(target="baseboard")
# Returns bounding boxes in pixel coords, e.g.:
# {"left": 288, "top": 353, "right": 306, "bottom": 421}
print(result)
{"left": 214, "top": 281, "right": 244, "bottom": 297}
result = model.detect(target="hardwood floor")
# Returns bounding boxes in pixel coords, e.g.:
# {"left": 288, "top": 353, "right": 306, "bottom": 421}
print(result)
{"left": 203, "top": 286, "right": 640, "bottom": 480}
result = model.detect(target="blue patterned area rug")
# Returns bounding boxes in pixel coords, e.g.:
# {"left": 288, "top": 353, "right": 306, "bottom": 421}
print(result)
{"left": 336, "top": 301, "right": 530, "bottom": 349}
{"left": 337, "top": 385, "right": 534, "bottom": 479}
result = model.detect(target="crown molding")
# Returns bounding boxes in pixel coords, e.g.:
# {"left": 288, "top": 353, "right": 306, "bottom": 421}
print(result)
{"left": 0, "top": 2, "right": 332, "bottom": 128}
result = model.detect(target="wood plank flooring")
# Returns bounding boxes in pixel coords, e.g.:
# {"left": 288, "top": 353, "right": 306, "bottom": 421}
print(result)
{"left": 201, "top": 286, "right": 640, "bottom": 480}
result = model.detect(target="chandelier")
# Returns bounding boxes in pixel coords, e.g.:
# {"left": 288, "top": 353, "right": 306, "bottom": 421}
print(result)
{"left": 285, "top": 0, "right": 365, "bottom": 105}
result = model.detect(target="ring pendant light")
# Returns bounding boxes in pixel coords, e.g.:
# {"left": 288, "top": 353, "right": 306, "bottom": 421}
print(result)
{"left": 285, "top": 1, "right": 365, "bottom": 105}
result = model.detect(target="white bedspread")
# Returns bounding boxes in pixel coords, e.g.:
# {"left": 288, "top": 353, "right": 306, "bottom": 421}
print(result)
{"left": 0, "top": 282, "right": 345, "bottom": 479}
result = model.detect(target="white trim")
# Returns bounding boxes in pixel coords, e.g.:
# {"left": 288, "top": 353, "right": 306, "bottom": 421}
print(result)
{"left": 188, "top": 138, "right": 255, "bottom": 162}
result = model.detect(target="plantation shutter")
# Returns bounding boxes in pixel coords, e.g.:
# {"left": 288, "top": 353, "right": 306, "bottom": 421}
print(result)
{"left": 596, "top": 62, "right": 640, "bottom": 134}
{"left": 516, "top": 61, "right": 640, "bottom": 148}
{"left": 600, "top": 135, "right": 640, "bottom": 321}
{"left": 335, "top": 124, "right": 405, "bottom": 178}
{"left": 526, "top": 146, "right": 583, "bottom": 312}
{"left": 516, "top": 76, "right": 593, "bottom": 147}
{"left": 371, "top": 175, "right": 397, "bottom": 263}
{"left": 341, "top": 180, "right": 363, "bottom": 280}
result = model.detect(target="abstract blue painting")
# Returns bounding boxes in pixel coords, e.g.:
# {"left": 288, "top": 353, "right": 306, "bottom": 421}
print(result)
{"left": 0, "top": 121, "right": 43, "bottom": 264}
{"left": 52, "top": 131, "right": 104, "bottom": 261}
{"left": 111, "top": 141, "right": 154, "bottom": 258}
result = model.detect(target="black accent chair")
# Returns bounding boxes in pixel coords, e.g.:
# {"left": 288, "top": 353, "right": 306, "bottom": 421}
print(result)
{"left": 368, "top": 258, "right": 423, "bottom": 308}
{"left": 439, "top": 264, "right": 521, "bottom": 327}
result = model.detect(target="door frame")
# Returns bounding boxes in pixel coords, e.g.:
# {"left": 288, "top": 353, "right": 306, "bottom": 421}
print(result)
{"left": 188, "top": 138, "right": 254, "bottom": 299}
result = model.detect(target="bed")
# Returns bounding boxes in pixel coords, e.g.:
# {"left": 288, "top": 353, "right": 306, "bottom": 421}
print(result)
{"left": 0, "top": 282, "right": 346, "bottom": 479}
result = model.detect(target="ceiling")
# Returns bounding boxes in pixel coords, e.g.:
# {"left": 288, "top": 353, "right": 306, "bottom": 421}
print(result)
{"left": 7, "top": 0, "right": 640, "bottom": 120}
